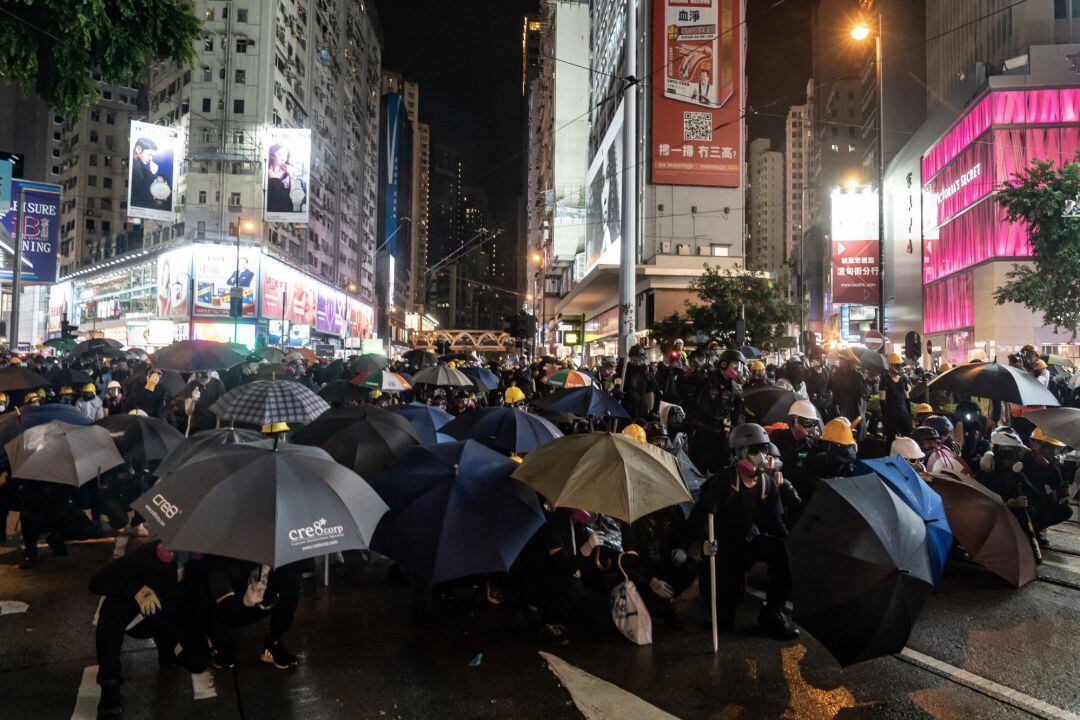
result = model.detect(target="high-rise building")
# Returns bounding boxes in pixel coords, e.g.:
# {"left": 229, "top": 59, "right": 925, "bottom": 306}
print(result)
{"left": 377, "top": 84, "right": 413, "bottom": 349}
{"left": 785, "top": 104, "right": 810, "bottom": 268}
{"left": 426, "top": 145, "right": 464, "bottom": 327}
{"left": 747, "top": 138, "right": 785, "bottom": 274}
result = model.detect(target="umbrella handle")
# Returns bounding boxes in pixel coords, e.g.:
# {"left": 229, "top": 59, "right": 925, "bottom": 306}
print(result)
{"left": 184, "top": 414, "right": 193, "bottom": 438}
{"left": 708, "top": 513, "right": 718, "bottom": 655}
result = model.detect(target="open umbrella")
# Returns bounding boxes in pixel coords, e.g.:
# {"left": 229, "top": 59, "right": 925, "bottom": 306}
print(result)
{"left": 256, "top": 347, "right": 286, "bottom": 363}
{"left": 154, "top": 427, "right": 272, "bottom": 477}
{"left": 391, "top": 402, "right": 455, "bottom": 446}
{"left": 1041, "top": 354, "right": 1076, "bottom": 371}
{"left": 353, "top": 370, "right": 412, "bottom": 393}
{"left": 286, "top": 348, "right": 317, "bottom": 364}
{"left": 512, "top": 432, "right": 690, "bottom": 523}
{"left": 152, "top": 340, "right": 246, "bottom": 372}
{"left": 48, "top": 368, "right": 92, "bottom": 387}
{"left": 544, "top": 369, "right": 595, "bottom": 389}
{"left": 43, "top": 338, "right": 76, "bottom": 355}
{"left": 403, "top": 349, "right": 438, "bottom": 369}
{"left": 536, "top": 386, "right": 630, "bottom": 420}
{"left": 135, "top": 443, "right": 388, "bottom": 567}
{"left": 370, "top": 440, "right": 544, "bottom": 585}
{"left": 349, "top": 354, "right": 389, "bottom": 375}
{"left": 131, "top": 369, "right": 188, "bottom": 397}
{"left": 442, "top": 407, "right": 562, "bottom": 455}
{"left": 674, "top": 448, "right": 707, "bottom": 518}
{"left": 929, "top": 362, "right": 1059, "bottom": 407}
{"left": 317, "top": 380, "right": 366, "bottom": 405}
{"left": 459, "top": 365, "right": 500, "bottom": 392}
{"left": 6, "top": 421, "right": 125, "bottom": 487}
{"left": 1023, "top": 407, "right": 1080, "bottom": 449}
{"left": 739, "top": 345, "right": 762, "bottom": 359}
{"left": 292, "top": 405, "right": 420, "bottom": 481}
{"left": 856, "top": 456, "right": 953, "bottom": 586}
{"left": 858, "top": 350, "right": 888, "bottom": 372}
{"left": 210, "top": 380, "right": 330, "bottom": 426}
{"left": 0, "top": 366, "right": 50, "bottom": 392}
{"left": 742, "top": 385, "right": 798, "bottom": 425}
{"left": 785, "top": 474, "right": 933, "bottom": 666}
{"left": 0, "top": 404, "right": 91, "bottom": 466}
{"left": 929, "top": 474, "right": 1037, "bottom": 587}
{"left": 412, "top": 364, "right": 474, "bottom": 388}
{"left": 97, "top": 414, "right": 185, "bottom": 466}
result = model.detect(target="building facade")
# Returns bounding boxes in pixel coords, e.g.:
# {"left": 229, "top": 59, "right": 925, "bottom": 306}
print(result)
{"left": 747, "top": 138, "right": 785, "bottom": 274}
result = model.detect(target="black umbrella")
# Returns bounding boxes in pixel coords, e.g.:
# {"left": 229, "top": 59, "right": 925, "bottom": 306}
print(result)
{"left": 742, "top": 385, "right": 798, "bottom": 425}
{"left": 321, "top": 358, "right": 347, "bottom": 383}
{"left": 70, "top": 338, "right": 124, "bottom": 360}
{"left": 858, "top": 350, "right": 888, "bottom": 372}
{"left": 96, "top": 414, "right": 185, "bottom": 465}
{"left": 928, "top": 362, "right": 1059, "bottom": 406}
{"left": 402, "top": 349, "right": 438, "bottom": 369}
{"left": 154, "top": 428, "right": 272, "bottom": 477}
{"left": 255, "top": 363, "right": 291, "bottom": 380}
{"left": 256, "top": 347, "right": 286, "bottom": 363}
{"left": 291, "top": 405, "right": 420, "bottom": 481}
{"left": 0, "top": 366, "right": 50, "bottom": 392}
{"left": 441, "top": 407, "right": 562, "bottom": 455}
{"left": 459, "top": 365, "right": 500, "bottom": 392}
{"left": 48, "top": 368, "right": 92, "bottom": 387}
{"left": 785, "top": 474, "right": 933, "bottom": 666}
{"left": 151, "top": 340, "right": 246, "bottom": 372}
{"left": 317, "top": 380, "right": 366, "bottom": 405}
{"left": 135, "top": 444, "right": 388, "bottom": 567}
{"left": 6, "top": 421, "right": 125, "bottom": 487}
{"left": 349, "top": 354, "right": 389, "bottom": 375}
{"left": 0, "top": 404, "right": 92, "bottom": 467}
{"left": 536, "top": 386, "right": 630, "bottom": 419}
{"left": 138, "top": 369, "right": 188, "bottom": 397}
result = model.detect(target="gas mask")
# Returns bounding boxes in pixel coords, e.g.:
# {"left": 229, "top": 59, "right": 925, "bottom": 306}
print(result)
{"left": 826, "top": 442, "right": 858, "bottom": 468}
{"left": 736, "top": 445, "right": 770, "bottom": 478}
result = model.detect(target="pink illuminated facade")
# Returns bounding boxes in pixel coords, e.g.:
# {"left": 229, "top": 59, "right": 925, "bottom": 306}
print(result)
{"left": 921, "top": 87, "right": 1080, "bottom": 361}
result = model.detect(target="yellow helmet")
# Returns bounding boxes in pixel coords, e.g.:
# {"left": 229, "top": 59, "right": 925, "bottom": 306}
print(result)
{"left": 914, "top": 403, "right": 934, "bottom": 415}
{"left": 1036, "top": 359, "right": 1048, "bottom": 370}
{"left": 1022, "top": 343, "right": 1038, "bottom": 354}
{"left": 621, "top": 423, "right": 647, "bottom": 443}
{"left": 0, "top": 392, "right": 8, "bottom": 403}
{"left": 82, "top": 383, "right": 97, "bottom": 394}
{"left": 938, "top": 362, "right": 952, "bottom": 372}
{"left": 886, "top": 352, "right": 903, "bottom": 366}
{"left": 749, "top": 359, "right": 766, "bottom": 372}
{"left": 24, "top": 391, "right": 39, "bottom": 403}
{"left": 370, "top": 389, "right": 383, "bottom": 400}
{"left": 261, "top": 422, "right": 290, "bottom": 434}
{"left": 504, "top": 386, "right": 526, "bottom": 405}
{"left": 59, "top": 385, "right": 73, "bottom": 396}
{"left": 8, "top": 356, "right": 20, "bottom": 366}
{"left": 1031, "top": 428, "right": 1066, "bottom": 448}
{"left": 822, "top": 417, "right": 856, "bottom": 446}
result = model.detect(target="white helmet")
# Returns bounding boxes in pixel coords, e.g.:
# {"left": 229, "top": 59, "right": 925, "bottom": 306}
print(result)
{"left": 788, "top": 399, "right": 821, "bottom": 423}
{"left": 107, "top": 380, "right": 122, "bottom": 390}
{"left": 891, "top": 437, "right": 925, "bottom": 461}
{"left": 989, "top": 426, "right": 1026, "bottom": 449}
{"left": 776, "top": 378, "right": 795, "bottom": 391}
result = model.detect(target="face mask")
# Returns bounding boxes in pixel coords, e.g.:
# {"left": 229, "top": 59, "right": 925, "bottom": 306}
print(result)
{"left": 736, "top": 458, "right": 759, "bottom": 478}
{"left": 723, "top": 366, "right": 739, "bottom": 380}
{"left": 827, "top": 443, "right": 857, "bottom": 467}
{"left": 571, "top": 509, "right": 596, "bottom": 524}
{"left": 792, "top": 423, "right": 809, "bottom": 441}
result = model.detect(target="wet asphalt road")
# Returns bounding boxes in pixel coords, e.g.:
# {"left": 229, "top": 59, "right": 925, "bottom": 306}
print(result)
{"left": 3, "top": 523, "right": 1080, "bottom": 719}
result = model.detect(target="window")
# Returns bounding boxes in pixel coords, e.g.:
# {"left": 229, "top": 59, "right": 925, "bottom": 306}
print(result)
{"left": 103, "top": 177, "right": 112, "bottom": 188}
{"left": 1055, "top": 0, "right": 1067, "bottom": 18}
{"left": 237, "top": 8, "right": 248, "bottom": 22}
{"left": 233, "top": 129, "right": 244, "bottom": 144}
{"left": 87, "top": 175, "right": 97, "bottom": 186}
{"left": 848, "top": 126, "right": 856, "bottom": 137}
{"left": 1074, "top": 0, "right": 1080, "bottom": 16}
{"left": 229, "top": 192, "right": 241, "bottom": 208}
{"left": 89, "top": 130, "right": 99, "bottom": 143}
{"left": 202, "top": 65, "right": 211, "bottom": 82}
{"left": 197, "top": 221, "right": 206, "bottom": 238}
{"left": 85, "top": 219, "right": 95, "bottom": 232}
{"left": 103, "top": 91, "right": 112, "bottom": 100}
{"left": 90, "top": 110, "right": 100, "bottom": 122}
{"left": 236, "top": 38, "right": 252, "bottom": 53}
{"left": 106, "top": 112, "right": 115, "bottom": 125}
{"left": 204, "top": 35, "right": 214, "bottom": 51}
{"left": 202, "top": 97, "right": 211, "bottom": 112}
{"left": 235, "top": 69, "right": 246, "bottom": 84}
{"left": 198, "top": 190, "right": 207, "bottom": 204}
{"left": 101, "top": 221, "right": 111, "bottom": 234}
{"left": 233, "top": 99, "right": 244, "bottom": 114}
{"left": 100, "top": 198, "right": 112, "bottom": 210}
{"left": 206, "top": 6, "right": 215, "bottom": 20}
{"left": 88, "top": 154, "right": 98, "bottom": 166}
{"left": 51, "top": 165, "right": 59, "bottom": 175}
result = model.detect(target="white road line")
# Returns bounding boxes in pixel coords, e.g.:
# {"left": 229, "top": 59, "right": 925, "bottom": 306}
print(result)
{"left": 191, "top": 670, "right": 217, "bottom": 700}
{"left": 0, "top": 600, "right": 28, "bottom": 615}
{"left": 540, "top": 652, "right": 679, "bottom": 720}
{"left": 91, "top": 597, "right": 104, "bottom": 627}
{"left": 70, "top": 666, "right": 100, "bottom": 720}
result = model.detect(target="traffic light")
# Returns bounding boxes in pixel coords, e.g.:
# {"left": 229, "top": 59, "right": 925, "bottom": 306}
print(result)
{"left": 904, "top": 331, "right": 922, "bottom": 361}
{"left": 60, "top": 314, "right": 79, "bottom": 340}
{"left": 503, "top": 313, "right": 521, "bottom": 339}
{"left": 521, "top": 312, "right": 536, "bottom": 339}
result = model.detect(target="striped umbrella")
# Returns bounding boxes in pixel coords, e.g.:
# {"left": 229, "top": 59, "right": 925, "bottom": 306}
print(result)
{"left": 545, "top": 369, "right": 594, "bottom": 389}
{"left": 353, "top": 370, "right": 412, "bottom": 393}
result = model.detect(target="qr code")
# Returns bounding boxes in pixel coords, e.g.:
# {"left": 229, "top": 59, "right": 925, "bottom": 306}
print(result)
{"left": 683, "top": 111, "right": 713, "bottom": 141}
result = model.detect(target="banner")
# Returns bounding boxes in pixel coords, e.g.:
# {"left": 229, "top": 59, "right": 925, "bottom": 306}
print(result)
{"left": 830, "top": 188, "right": 880, "bottom": 306}
{"left": 315, "top": 287, "right": 345, "bottom": 336}
{"left": 347, "top": 299, "right": 375, "bottom": 340}
{"left": 264, "top": 128, "right": 311, "bottom": 223}
{"left": 651, "top": 0, "right": 741, "bottom": 187}
{"left": 584, "top": 102, "right": 624, "bottom": 274}
{"left": 128, "top": 121, "right": 177, "bottom": 221}
{"left": 47, "top": 281, "right": 71, "bottom": 334}
{"left": 156, "top": 246, "right": 191, "bottom": 319}
{"left": 260, "top": 255, "right": 291, "bottom": 320}
{"left": 287, "top": 271, "right": 316, "bottom": 327}
{"left": 0, "top": 180, "right": 61, "bottom": 283}
{"left": 193, "top": 244, "right": 259, "bottom": 317}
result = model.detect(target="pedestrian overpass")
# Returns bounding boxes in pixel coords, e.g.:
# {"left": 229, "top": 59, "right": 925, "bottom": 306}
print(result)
{"left": 411, "top": 330, "right": 517, "bottom": 353}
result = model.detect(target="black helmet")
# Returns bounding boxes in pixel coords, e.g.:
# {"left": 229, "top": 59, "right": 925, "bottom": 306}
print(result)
{"left": 922, "top": 415, "right": 954, "bottom": 438}
{"left": 718, "top": 349, "right": 745, "bottom": 367}
{"left": 628, "top": 345, "right": 646, "bottom": 359}
{"left": 729, "top": 422, "right": 770, "bottom": 451}
{"left": 644, "top": 421, "right": 668, "bottom": 441}
{"left": 910, "top": 426, "right": 940, "bottom": 444}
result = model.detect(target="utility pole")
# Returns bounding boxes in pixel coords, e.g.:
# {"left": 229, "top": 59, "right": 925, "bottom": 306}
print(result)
{"left": 9, "top": 186, "right": 25, "bottom": 349}
{"left": 618, "top": 0, "right": 638, "bottom": 363}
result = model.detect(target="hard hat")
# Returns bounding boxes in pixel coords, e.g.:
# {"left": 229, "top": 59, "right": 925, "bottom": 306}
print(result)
{"left": 504, "top": 386, "right": 526, "bottom": 405}
{"left": 8, "top": 356, "right": 20, "bottom": 366}
{"left": 107, "top": 380, "right": 122, "bottom": 390}
{"left": 886, "top": 352, "right": 903, "bottom": 366}
{"left": 82, "top": 383, "right": 97, "bottom": 393}
{"left": 628, "top": 345, "right": 646, "bottom": 359}
{"left": 0, "top": 392, "right": 7, "bottom": 403}
{"left": 922, "top": 415, "right": 954, "bottom": 438}
{"left": 1031, "top": 427, "right": 1066, "bottom": 447}
{"left": 718, "top": 349, "right": 746, "bottom": 366}
{"left": 749, "top": 359, "right": 766, "bottom": 372}
{"left": 729, "top": 422, "right": 770, "bottom": 451}
{"left": 891, "top": 437, "right": 925, "bottom": 461}
{"left": 261, "top": 422, "right": 290, "bottom": 434}
{"left": 938, "top": 362, "right": 952, "bottom": 372}
{"left": 1022, "top": 344, "right": 1037, "bottom": 353}
{"left": 59, "top": 385, "right": 73, "bottom": 395}
{"left": 370, "top": 389, "right": 383, "bottom": 400}
{"left": 621, "top": 424, "right": 647, "bottom": 443}
{"left": 644, "top": 421, "right": 668, "bottom": 440}
{"left": 822, "top": 417, "right": 856, "bottom": 446}
{"left": 509, "top": 454, "right": 524, "bottom": 463}
{"left": 787, "top": 399, "right": 821, "bottom": 422}
{"left": 989, "top": 426, "right": 1026, "bottom": 448}
{"left": 24, "top": 391, "right": 39, "bottom": 403}
{"left": 1036, "top": 359, "right": 1048, "bottom": 370}
{"left": 910, "top": 426, "right": 940, "bottom": 444}
{"left": 914, "top": 403, "right": 934, "bottom": 416}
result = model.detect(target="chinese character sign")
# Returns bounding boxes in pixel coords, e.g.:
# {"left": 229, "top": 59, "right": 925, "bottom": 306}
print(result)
{"left": 830, "top": 188, "right": 880, "bottom": 306}
{"left": 651, "top": 0, "right": 741, "bottom": 187}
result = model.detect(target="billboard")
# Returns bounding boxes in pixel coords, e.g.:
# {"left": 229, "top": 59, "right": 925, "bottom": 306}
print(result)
{"left": 128, "top": 121, "right": 177, "bottom": 221}
{"left": 347, "top": 299, "right": 375, "bottom": 340}
{"left": 584, "top": 102, "right": 624, "bottom": 273}
{"left": 193, "top": 244, "right": 259, "bottom": 317}
{"left": 830, "top": 188, "right": 879, "bottom": 306}
{"left": 47, "top": 281, "right": 71, "bottom": 334}
{"left": 315, "top": 287, "right": 346, "bottom": 336}
{"left": 264, "top": 128, "right": 310, "bottom": 223}
{"left": 156, "top": 246, "right": 191, "bottom": 319}
{"left": 0, "top": 180, "right": 61, "bottom": 283}
{"left": 651, "top": 0, "right": 741, "bottom": 187}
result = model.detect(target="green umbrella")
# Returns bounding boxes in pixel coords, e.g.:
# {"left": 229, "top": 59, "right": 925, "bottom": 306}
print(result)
{"left": 43, "top": 338, "right": 76, "bottom": 354}
{"left": 512, "top": 432, "right": 691, "bottom": 523}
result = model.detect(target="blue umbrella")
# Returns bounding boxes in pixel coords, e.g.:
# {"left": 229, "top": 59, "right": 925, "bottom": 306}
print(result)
{"left": 856, "top": 456, "right": 953, "bottom": 586}
{"left": 391, "top": 402, "right": 455, "bottom": 446}
{"left": 739, "top": 345, "right": 762, "bottom": 359}
{"left": 459, "top": 365, "right": 500, "bottom": 392}
{"left": 0, "top": 404, "right": 92, "bottom": 466}
{"left": 536, "top": 386, "right": 630, "bottom": 419}
{"left": 441, "top": 407, "right": 562, "bottom": 455}
{"left": 370, "top": 440, "right": 545, "bottom": 585}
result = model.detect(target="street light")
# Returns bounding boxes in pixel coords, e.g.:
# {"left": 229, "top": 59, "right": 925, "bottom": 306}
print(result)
{"left": 850, "top": 15, "right": 887, "bottom": 337}
{"left": 531, "top": 252, "right": 542, "bottom": 265}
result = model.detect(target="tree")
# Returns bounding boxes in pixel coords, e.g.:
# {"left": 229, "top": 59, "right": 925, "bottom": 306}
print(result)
{"left": 0, "top": 1, "right": 201, "bottom": 111}
{"left": 993, "top": 155, "right": 1080, "bottom": 337}
{"left": 662, "top": 265, "right": 799, "bottom": 348}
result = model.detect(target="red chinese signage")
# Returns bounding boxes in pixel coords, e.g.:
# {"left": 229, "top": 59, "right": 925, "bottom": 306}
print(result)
{"left": 651, "top": 0, "right": 741, "bottom": 187}
{"left": 832, "top": 239, "right": 880, "bottom": 305}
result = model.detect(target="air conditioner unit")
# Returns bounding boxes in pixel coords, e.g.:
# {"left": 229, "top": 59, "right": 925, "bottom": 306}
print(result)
{"left": 659, "top": 241, "right": 672, "bottom": 254}
{"left": 676, "top": 243, "right": 690, "bottom": 255}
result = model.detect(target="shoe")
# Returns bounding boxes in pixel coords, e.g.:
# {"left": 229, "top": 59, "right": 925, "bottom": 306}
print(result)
{"left": 211, "top": 648, "right": 235, "bottom": 669}
{"left": 757, "top": 605, "right": 800, "bottom": 641}
{"left": 18, "top": 556, "right": 38, "bottom": 570}
{"left": 539, "top": 624, "right": 570, "bottom": 647}
{"left": 132, "top": 524, "right": 150, "bottom": 538}
{"left": 96, "top": 685, "right": 122, "bottom": 718}
{"left": 260, "top": 640, "right": 298, "bottom": 669}
{"left": 1036, "top": 532, "right": 1050, "bottom": 549}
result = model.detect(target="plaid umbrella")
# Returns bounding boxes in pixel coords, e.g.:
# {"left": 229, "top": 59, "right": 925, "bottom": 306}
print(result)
{"left": 152, "top": 340, "right": 246, "bottom": 372}
{"left": 352, "top": 370, "right": 412, "bottom": 393}
{"left": 412, "top": 365, "right": 475, "bottom": 388}
{"left": 544, "top": 369, "right": 594, "bottom": 389}
{"left": 210, "top": 380, "right": 330, "bottom": 425}
{"left": 0, "top": 367, "right": 50, "bottom": 392}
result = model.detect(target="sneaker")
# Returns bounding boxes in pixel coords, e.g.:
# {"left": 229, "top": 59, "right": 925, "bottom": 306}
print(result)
{"left": 96, "top": 685, "right": 122, "bottom": 718}
{"left": 132, "top": 524, "right": 150, "bottom": 539}
{"left": 757, "top": 605, "right": 800, "bottom": 641}
{"left": 211, "top": 648, "right": 235, "bottom": 669}
{"left": 260, "top": 640, "right": 298, "bottom": 669}
{"left": 539, "top": 624, "right": 570, "bottom": 647}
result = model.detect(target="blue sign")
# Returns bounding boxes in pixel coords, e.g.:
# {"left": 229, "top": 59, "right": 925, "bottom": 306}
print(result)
{"left": 0, "top": 180, "right": 61, "bottom": 283}
{"left": 381, "top": 93, "right": 402, "bottom": 256}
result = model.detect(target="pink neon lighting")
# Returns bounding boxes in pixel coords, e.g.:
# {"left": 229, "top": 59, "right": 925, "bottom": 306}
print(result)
{"left": 923, "top": 141, "right": 993, "bottom": 228}
{"left": 922, "top": 199, "right": 1033, "bottom": 283}
{"left": 923, "top": 271, "right": 974, "bottom": 334}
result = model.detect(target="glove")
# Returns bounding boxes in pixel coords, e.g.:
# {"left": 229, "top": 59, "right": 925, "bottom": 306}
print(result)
{"left": 979, "top": 452, "right": 995, "bottom": 473}
{"left": 243, "top": 564, "right": 270, "bottom": 608}
{"left": 134, "top": 585, "right": 161, "bottom": 616}
{"left": 702, "top": 540, "right": 718, "bottom": 557}
{"left": 579, "top": 532, "right": 605, "bottom": 556}
{"left": 649, "top": 577, "right": 675, "bottom": 600}
{"left": 671, "top": 548, "right": 688, "bottom": 565}
{"left": 1006, "top": 496, "right": 1029, "bottom": 509}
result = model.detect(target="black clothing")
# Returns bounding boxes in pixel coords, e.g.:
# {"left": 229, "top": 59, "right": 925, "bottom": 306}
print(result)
{"left": 879, "top": 371, "right": 913, "bottom": 442}
{"left": 831, "top": 367, "right": 870, "bottom": 440}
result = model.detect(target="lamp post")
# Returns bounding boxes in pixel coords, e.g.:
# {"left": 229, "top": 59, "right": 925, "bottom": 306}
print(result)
{"left": 851, "top": 16, "right": 886, "bottom": 338}
{"left": 232, "top": 217, "right": 256, "bottom": 345}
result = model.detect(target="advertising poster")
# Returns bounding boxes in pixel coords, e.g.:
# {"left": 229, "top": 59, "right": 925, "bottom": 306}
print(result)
{"left": 315, "top": 288, "right": 346, "bottom": 336}
{"left": 156, "top": 246, "right": 191, "bottom": 319}
{"left": 287, "top": 272, "right": 316, "bottom": 327}
{"left": 128, "top": 121, "right": 177, "bottom": 222}
{"left": 0, "top": 180, "right": 62, "bottom": 283}
{"left": 264, "top": 128, "right": 311, "bottom": 223}
{"left": 260, "top": 255, "right": 291, "bottom": 320}
{"left": 47, "top": 281, "right": 71, "bottom": 334}
{"left": 584, "top": 102, "right": 624, "bottom": 274}
{"left": 651, "top": 0, "right": 741, "bottom": 187}
{"left": 193, "top": 244, "right": 259, "bottom": 317}
{"left": 347, "top": 299, "right": 375, "bottom": 340}
{"left": 830, "top": 188, "right": 880, "bottom": 306}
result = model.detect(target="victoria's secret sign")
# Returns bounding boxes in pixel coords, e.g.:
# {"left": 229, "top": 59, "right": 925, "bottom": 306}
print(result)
{"left": 922, "top": 140, "right": 992, "bottom": 229}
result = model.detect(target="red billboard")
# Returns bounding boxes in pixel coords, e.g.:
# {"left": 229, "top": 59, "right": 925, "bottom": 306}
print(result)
{"left": 651, "top": 0, "right": 741, "bottom": 187}
{"left": 832, "top": 239, "right": 880, "bottom": 305}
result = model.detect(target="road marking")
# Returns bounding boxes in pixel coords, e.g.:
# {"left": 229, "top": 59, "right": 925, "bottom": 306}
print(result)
{"left": 0, "top": 600, "right": 28, "bottom": 615}
{"left": 540, "top": 652, "right": 679, "bottom": 720}
{"left": 191, "top": 670, "right": 217, "bottom": 700}
{"left": 70, "top": 666, "right": 100, "bottom": 720}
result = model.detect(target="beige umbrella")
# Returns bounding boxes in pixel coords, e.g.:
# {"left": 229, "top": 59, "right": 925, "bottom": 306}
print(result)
{"left": 512, "top": 432, "right": 691, "bottom": 523}
{"left": 6, "top": 421, "right": 125, "bottom": 487}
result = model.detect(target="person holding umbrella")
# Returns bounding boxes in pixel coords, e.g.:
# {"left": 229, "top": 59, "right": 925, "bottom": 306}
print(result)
{"left": 693, "top": 423, "right": 799, "bottom": 640}
{"left": 796, "top": 418, "right": 860, "bottom": 505}
{"left": 877, "top": 353, "right": 913, "bottom": 445}
{"left": 1021, "top": 428, "right": 1073, "bottom": 544}
{"left": 977, "top": 427, "right": 1058, "bottom": 558}
{"left": 183, "top": 371, "right": 227, "bottom": 433}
